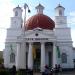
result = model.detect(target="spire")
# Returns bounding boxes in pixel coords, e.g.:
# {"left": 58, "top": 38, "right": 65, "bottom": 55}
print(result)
{"left": 35, "top": 4, "right": 44, "bottom": 14}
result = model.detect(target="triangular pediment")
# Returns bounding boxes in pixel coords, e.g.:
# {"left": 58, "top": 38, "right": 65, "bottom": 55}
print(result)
{"left": 25, "top": 30, "right": 50, "bottom": 38}
{"left": 17, "top": 29, "right": 56, "bottom": 42}
{"left": 23, "top": 29, "right": 56, "bottom": 42}
{"left": 24, "top": 29, "right": 56, "bottom": 42}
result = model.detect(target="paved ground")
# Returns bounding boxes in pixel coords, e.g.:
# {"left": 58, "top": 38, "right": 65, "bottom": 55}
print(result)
{"left": 60, "top": 71, "right": 75, "bottom": 75}
{"left": 34, "top": 71, "right": 75, "bottom": 75}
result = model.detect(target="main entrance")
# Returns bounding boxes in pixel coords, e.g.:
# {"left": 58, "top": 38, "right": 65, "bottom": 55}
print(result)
{"left": 33, "top": 48, "right": 41, "bottom": 72}
{"left": 26, "top": 42, "right": 53, "bottom": 71}
{"left": 33, "top": 42, "right": 41, "bottom": 72}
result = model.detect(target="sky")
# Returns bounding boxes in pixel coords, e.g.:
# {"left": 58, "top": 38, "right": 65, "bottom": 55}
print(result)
{"left": 0, "top": 0, "right": 75, "bottom": 50}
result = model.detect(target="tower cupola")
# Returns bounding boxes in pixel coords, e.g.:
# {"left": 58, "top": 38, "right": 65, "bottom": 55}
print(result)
{"left": 55, "top": 4, "right": 65, "bottom": 16}
{"left": 13, "top": 5, "right": 23, "bottom": 18}
{"left": 55, "top": 4, "right": 67, "bottom": 28}
{"left": 35, "top": 4, "right": 44, "bottom": 14}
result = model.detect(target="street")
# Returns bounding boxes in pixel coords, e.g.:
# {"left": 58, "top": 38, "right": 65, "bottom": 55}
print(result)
{"left": 34, "top": 71, "right": 75, "bottom": 75}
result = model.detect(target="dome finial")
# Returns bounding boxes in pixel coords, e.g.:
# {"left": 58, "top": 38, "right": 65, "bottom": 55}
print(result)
{"left": 58, "top": 3, "right": 60, "bottom": 6}
{"left": 35, "top": 4, "right": 44, "bottom": 14}
{"left": 18, "top": 5, "right": 19, "bottom": 7}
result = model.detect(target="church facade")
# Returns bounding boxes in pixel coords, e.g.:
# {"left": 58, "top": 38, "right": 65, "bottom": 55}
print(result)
{"left": 3, "top": 4, "right": 74, "bottom": 71}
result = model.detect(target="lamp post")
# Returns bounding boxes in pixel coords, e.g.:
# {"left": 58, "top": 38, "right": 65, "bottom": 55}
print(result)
{"left": 23, "top": 3, "right": 30, "bottom": 70}
{"left": 24, "top": 3, "right": 30, "bottom": 31}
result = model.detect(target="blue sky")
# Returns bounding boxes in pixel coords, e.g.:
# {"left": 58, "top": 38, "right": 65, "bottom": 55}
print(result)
{"left": 0, "top": 0, "right": 75, "bottom": 50}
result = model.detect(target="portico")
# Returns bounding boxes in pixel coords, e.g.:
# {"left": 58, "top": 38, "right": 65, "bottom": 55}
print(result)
{"left": 16, "top": 39, "right": 57, "bottom": 72}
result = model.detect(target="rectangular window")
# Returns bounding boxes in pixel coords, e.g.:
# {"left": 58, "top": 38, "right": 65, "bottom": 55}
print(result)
{"left": 10, "top": 53, "right": 15, "bottom": 63}
{"left": 61, "top": 53, "right": 67, "bottom": 63}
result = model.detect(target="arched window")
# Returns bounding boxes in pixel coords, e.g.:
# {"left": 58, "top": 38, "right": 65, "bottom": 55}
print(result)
{"left": 59, "top": 10, "right": 62, "bottom": 16}
{"left": 61, "top": 53, "right": 67, "bottom": 63}
{"left": 10, "top": 53, "right": 15, "bottom": 63}
{"left": 15, "top": 11, "right": 18, "bottom": 16}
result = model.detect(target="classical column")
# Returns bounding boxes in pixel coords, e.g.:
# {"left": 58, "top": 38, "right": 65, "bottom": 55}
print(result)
{"left": 16, "top": 42, "right": 26, "bottom": 70}
{"left": 16, "top": 43, "right": 21, "bottom": 70}
{"left": 28, "top": 42, "right": 33, "bottom": 69}
{"left": 20, "top": 42, "right": 26, "bottom": 69}
{"left": 41, "top": 42, "right": 45, "bottom": 72}
{"left": 53, "top": 42, "right": 57, "bottom": 68}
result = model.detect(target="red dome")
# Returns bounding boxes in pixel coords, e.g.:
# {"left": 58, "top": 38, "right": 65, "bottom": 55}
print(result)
{"left": 25, "top": 14, "right": 55, "bottom": 30}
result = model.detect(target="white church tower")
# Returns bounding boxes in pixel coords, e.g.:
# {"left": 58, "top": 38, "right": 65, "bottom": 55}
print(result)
{"left": 11, "top": 5, "right": 23, "bottom": 28}
{"left": 4, "top": 5, "right": 23, "bottom": 68}
{"left": 55, "top": 4, "right": 74, "bottom": 68}
{"left": 55, "top": 4, "right": 67, "bottom": 28}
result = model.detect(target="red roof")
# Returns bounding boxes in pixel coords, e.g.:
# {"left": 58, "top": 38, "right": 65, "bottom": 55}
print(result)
{"left": 25, "top": 14, "right": 55, "bottom": 30}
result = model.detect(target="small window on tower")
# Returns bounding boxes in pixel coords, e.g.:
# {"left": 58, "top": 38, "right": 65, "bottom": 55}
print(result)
{"left": 15, "top": 11, "right": 18, "bottom": 16}
{"left": 59, "top": 10, "right": 62, "bottom": 16}
{"left": 61, "top": 53, "right": 67, "bottom": 63}
{"left": 10, "top": 53, "right": 15, "bottom": 63}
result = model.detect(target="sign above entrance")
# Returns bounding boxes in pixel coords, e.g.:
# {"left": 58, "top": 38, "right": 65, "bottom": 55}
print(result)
{"left": 24, "top": 38, "right": 49, "bottom": 41}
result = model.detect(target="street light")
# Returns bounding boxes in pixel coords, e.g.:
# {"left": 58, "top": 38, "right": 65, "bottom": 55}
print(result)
{"left": 24, "top": 3, "right": 31, "bottom": 13}
{"left": 24, "top": 3, "right": 31, "bottom": 70}
{"left": 24, "top": 3, "right": 31, "bottom": 31}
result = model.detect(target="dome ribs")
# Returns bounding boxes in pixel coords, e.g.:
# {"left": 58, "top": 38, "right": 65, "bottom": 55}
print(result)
{"left": 25, "top": 14, "right": 55, "bottom": 30}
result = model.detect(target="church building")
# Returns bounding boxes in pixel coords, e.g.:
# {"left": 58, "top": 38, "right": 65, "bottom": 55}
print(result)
{"left": 3, "top": 4, "right": 74, "bottom": 72}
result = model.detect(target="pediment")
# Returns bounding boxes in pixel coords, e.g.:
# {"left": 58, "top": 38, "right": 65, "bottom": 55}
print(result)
{"left": 17, "top": 29, "right": 56, "bottom": 42}
{"left": 23, "top": 29, "right": 56, "bottom": 42}
{"left": 25, "top": 30, "right": 50, "bottom": 38}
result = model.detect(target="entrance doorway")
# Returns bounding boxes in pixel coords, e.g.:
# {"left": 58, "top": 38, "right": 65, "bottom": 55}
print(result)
{"left": 48, "top": 52, "right": 52, "bottom": 68}
{"left": 45, "top": 42, "right": 53, "bottom": 69}
{"left": 33, "top": 48, "right": 41, "bottom": 72}
{"left": 33, "top": 42, "right": 41, "bottom": 72}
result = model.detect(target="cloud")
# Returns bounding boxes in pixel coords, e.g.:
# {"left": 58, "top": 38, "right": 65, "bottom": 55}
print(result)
{"left": 68, "top": 11, "right": 75, "bottom": 27}
{"left": 0, "top": 0, "right": 15, "bottom": 28}
{"left": 71, "top": 29, "right": 75, "bottom": 47}
{"left": 68, "top": 11, "right": 75, "bottom": 47}
{"left": 0, "top": 0, "right": 15, "bottom": 50}
{"left": 69, "top": 11, "right": 75, "bottom": 16}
